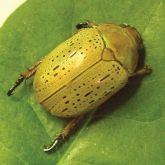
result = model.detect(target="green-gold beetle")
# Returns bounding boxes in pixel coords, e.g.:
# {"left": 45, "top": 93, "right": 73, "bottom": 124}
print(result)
{"left": 7, "top": 21, "right": 151, "bottom": 152}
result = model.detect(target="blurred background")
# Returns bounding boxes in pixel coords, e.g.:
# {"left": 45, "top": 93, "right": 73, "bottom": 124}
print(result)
{"left": 0, "top": 0, "right": 26, "bottom": 27}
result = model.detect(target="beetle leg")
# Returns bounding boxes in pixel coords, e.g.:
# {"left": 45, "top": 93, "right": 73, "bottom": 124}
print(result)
{"left": 7, "top": 60, "right": 42, "bottom": 96}
{"left": 76, "top": 22, "right": 90, "bottom": 29}
{"left": 76, "top": 21, "right": 97, "bottom": 29}
{"left": 44, "top": 115, "right": 84, "bottom": 152}
{"left": 131, "top": 65, "right": 152, "bottom": 77}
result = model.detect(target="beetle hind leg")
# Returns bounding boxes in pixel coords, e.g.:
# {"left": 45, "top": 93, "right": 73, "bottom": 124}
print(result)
{"left": 44, "top": 115, "right": 84, "bottom": 152}
{"left": 7, "top": 60, "right": 42, "bottom": 96}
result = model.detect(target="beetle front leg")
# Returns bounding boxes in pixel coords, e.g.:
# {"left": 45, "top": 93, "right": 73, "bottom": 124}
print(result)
{"left": 131, "top": 65, "right": 152, "bottom": 77}
{"left": 44, "top": 115, "right": 84, "bottom": 152}
{"left": 7, "top": 60, "right": 42, "bottom": 96}
{"left": 76, "top": 21, "right": 97, "bottom": 29}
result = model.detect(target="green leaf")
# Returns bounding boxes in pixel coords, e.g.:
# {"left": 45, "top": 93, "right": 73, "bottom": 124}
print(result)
{"left": 0, "top": 0, "right": 164, "bottom": 164}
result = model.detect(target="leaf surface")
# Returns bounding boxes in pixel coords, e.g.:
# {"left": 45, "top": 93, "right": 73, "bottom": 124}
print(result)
{"left": 0, "top": 0, "right": 164, "bottom": 164}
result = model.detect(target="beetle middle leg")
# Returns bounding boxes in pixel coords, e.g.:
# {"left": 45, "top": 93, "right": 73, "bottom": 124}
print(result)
{"left": 7, "top": 60, "right": 42, "bottom": 96}
{"left": 44, "top": 115, "right": 84, "bottom": 152}
{"left": 131, "top": 65, "right": 152, "bottom": 77}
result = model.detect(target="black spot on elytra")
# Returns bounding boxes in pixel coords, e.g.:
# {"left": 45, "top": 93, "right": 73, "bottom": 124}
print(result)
{"left": 84, "top": 91, "right": 93, "bottom": 97}
{"left": 104, "top": 90, "right": 112, "bottom": 96}
{"left": 65, "top": 101, "right": 69, "bottom": 104}
{"left": 100, "top": 74, "right": 110, "bottom": 82}
{"left": 54, "top": 73, "right": 58, "bottom": 77}
{"left": 89, "top": 100, "right": 95, "bottom": 104}
{"left": 70, "top": 43, "right": 74, "bottom": 46}
{"left": 62, "top": 108, "right": 68, "bottom": 112}
{"left": 53, "top": 65, "right": 59, "bottom": 71}
{"left": 117, "top": 66, "right": 121, "bottom": 70}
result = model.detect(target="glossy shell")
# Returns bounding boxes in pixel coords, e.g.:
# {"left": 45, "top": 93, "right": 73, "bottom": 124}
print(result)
{"left": 33, "top": 26, "right": 133, "bottom": 117}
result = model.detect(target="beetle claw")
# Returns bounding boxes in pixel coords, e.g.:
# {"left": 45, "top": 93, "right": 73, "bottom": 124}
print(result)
{"left": 43, "top": 135, "right": 64, "bottom": 152}
{"left": 7, "top": 76, "right": 25, "bottom": 96}
{"left": 7, "top": 89, "right": 13, "bottom": 96}
{"left": 143, "top": 65, "right": 152, "bottom": 74}
{"left": 43, "top": 139, "right": 59, "bottom": 152}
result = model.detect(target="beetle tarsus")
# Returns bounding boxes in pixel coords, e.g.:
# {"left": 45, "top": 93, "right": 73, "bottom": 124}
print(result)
{"left": 7, "top": 60, "right": 42, "bottom": 96}
{"left": 7, "top": 76, "right": 25, "bottom": 96}
{"left": 43, "top": 134, "right": 64, "bottom": 152}
{"left": 131, "top": 65, "right": 152, "bottom": 77}
{"left": 143, "top": 65, "right": 152, "bottom": 74}
{"left": 43, "top": 116, "right": 84, "bottom": 152}
{"left": 76, "top": 22, "right": 91, "bottom": 29}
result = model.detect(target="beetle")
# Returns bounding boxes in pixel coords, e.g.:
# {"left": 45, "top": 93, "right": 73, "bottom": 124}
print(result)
{"left": 7, "top": 21, "right": 151, "bottom": 152}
